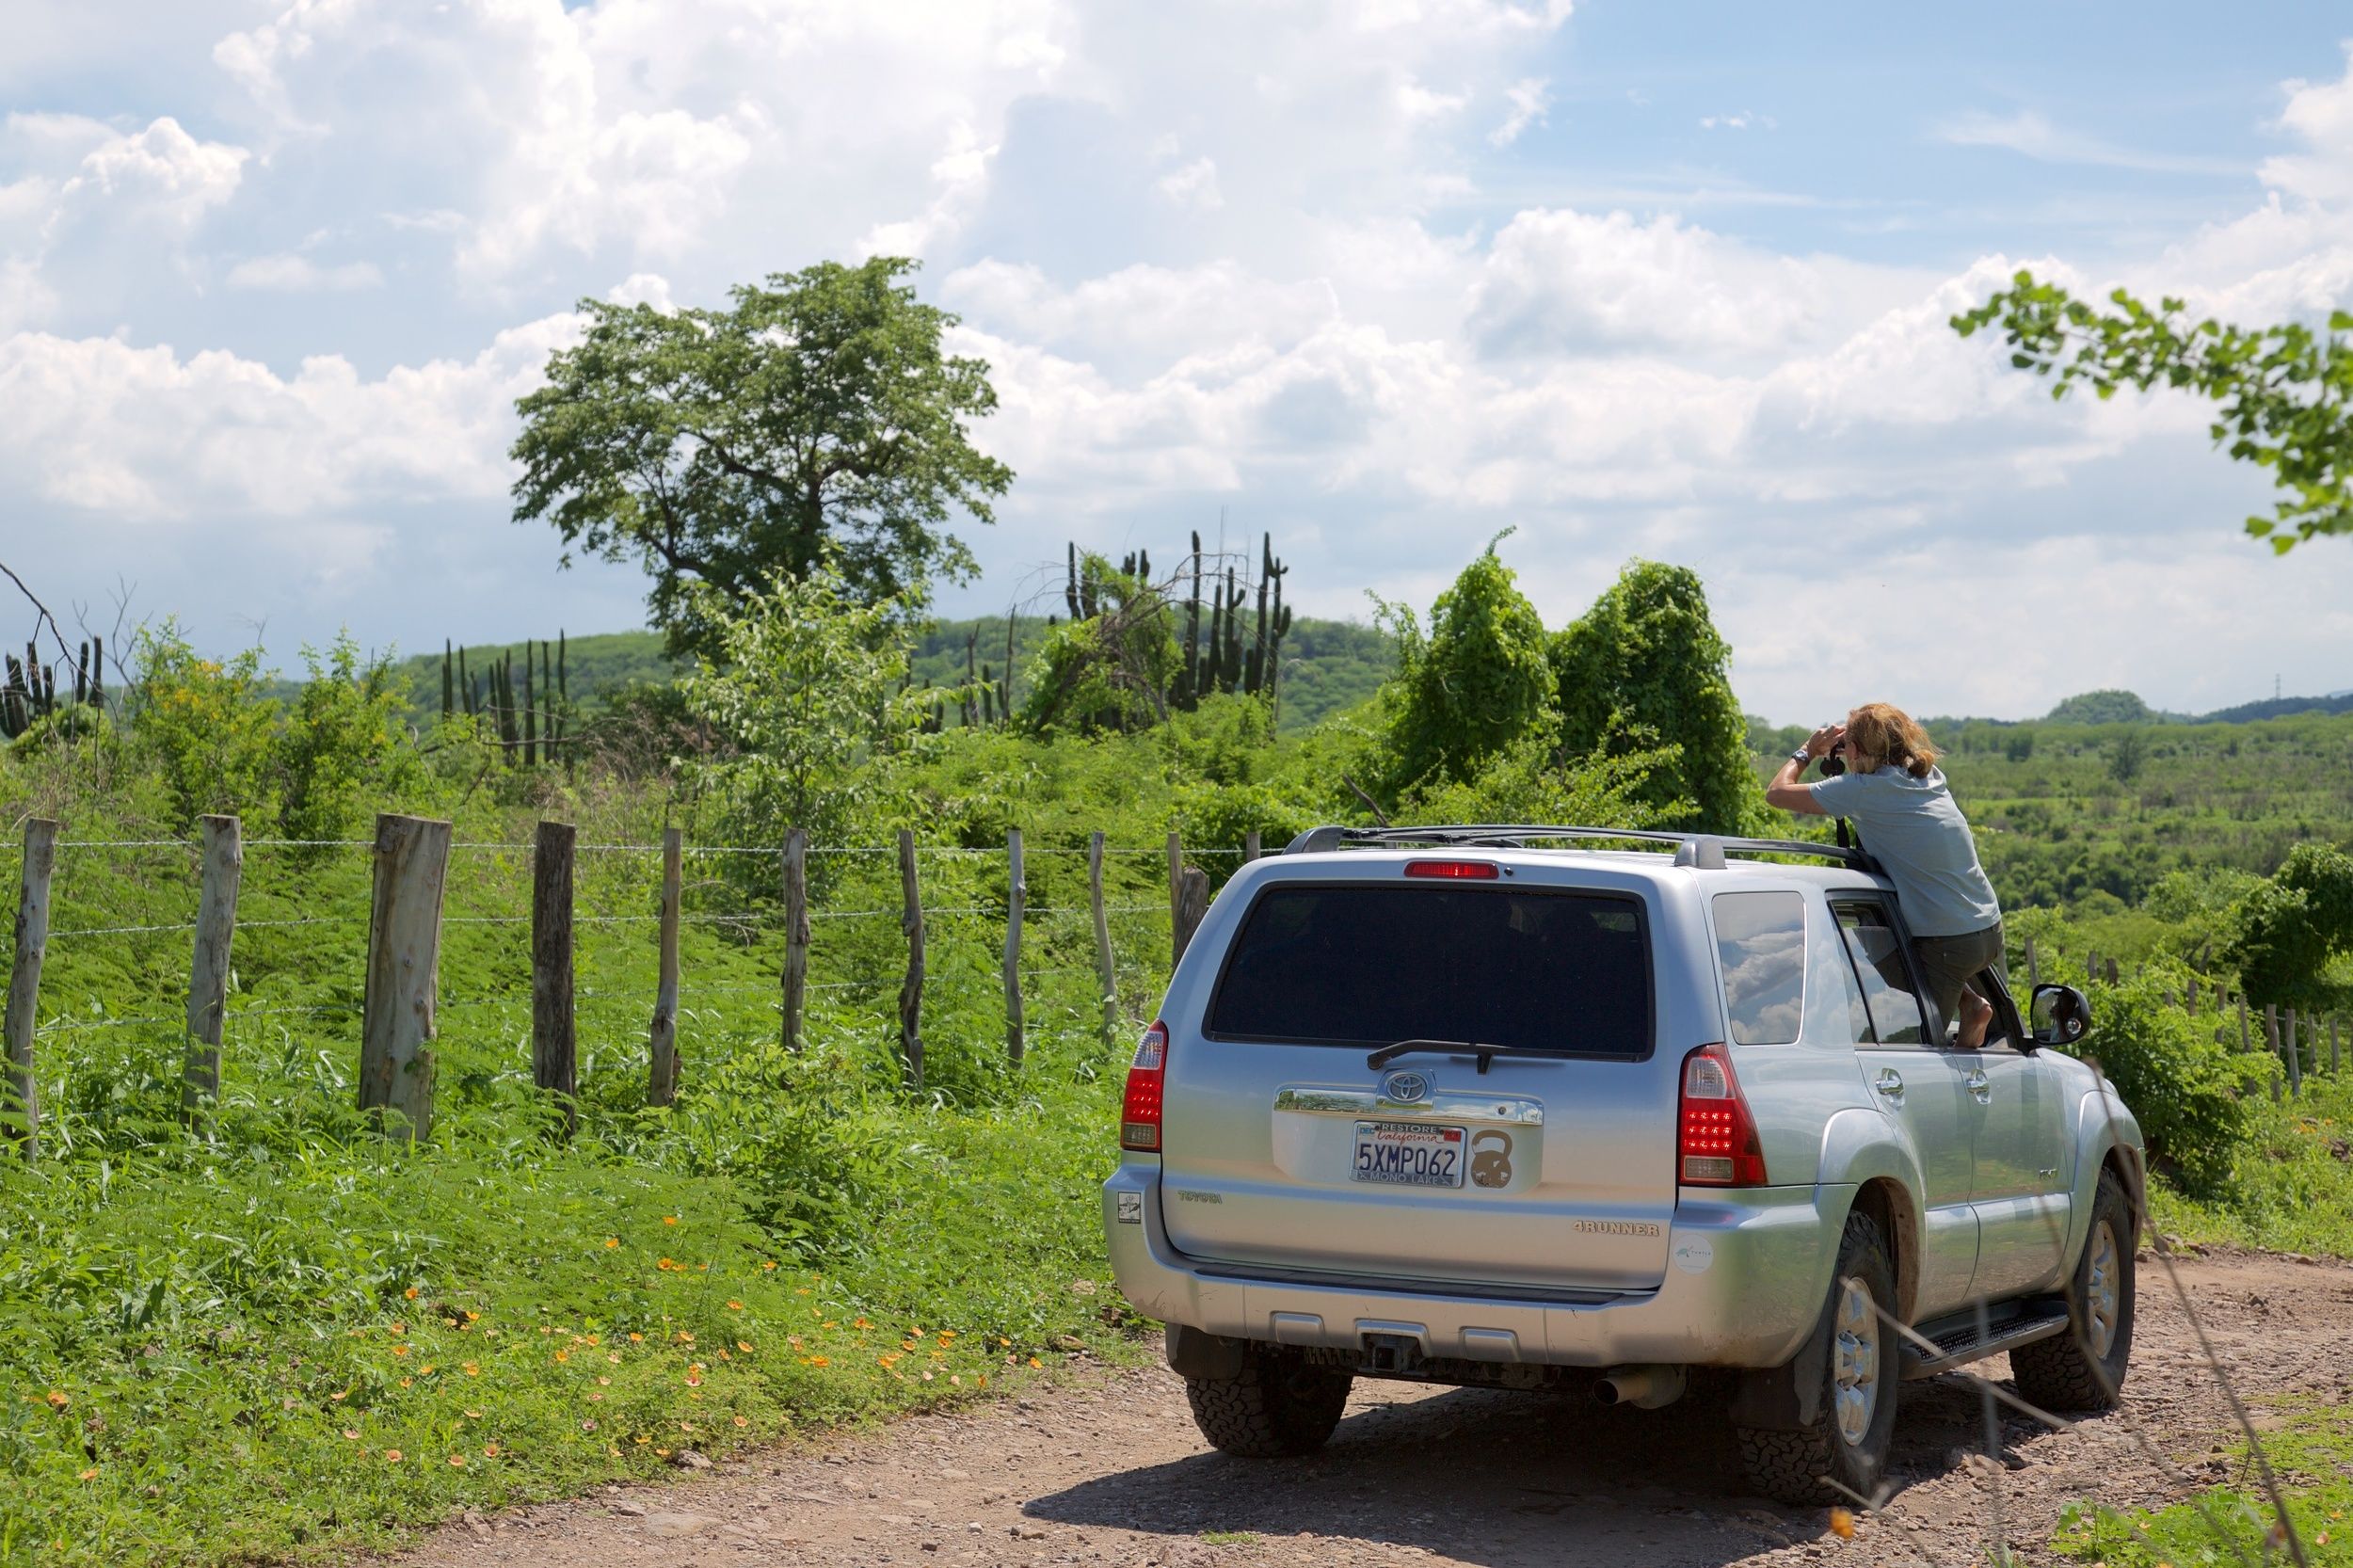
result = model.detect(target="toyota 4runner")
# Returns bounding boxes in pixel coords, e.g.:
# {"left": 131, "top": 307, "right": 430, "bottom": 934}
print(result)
{"left": 1100, "top": 824, "right": 2144, "bottom": 1505}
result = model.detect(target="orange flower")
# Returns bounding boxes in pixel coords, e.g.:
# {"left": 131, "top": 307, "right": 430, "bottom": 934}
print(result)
{"left": 463, "top": 1362, "right": 480, "bottom": 1377}
{"left": 391, "top": 1345, "right": 410, "bottom": 1357}
{"left": 685, "top": 1374, "right": 702, "bottom": 1387}
{"left": 399, "top": 1376, "right": 413, "bottom": 1388}
{"left": 554, "top": 1350, "right": 569, "bottom": 1365}
{"left": 43, "top": 1391, "right": 67, "bottom": 1410}
{"left": 733, "top": 1416, "right": 749, "bottom": 1428}
{"left": 676, "top": 1331, "right": 695, "bottom": 1345}
{"left": 1028, "top": 1357, "right": 1043, "bottom": 1369}
{"left": 808, "top": 1355, "right": 830, "bottom": 1368}
{"left": 447, "top": 1454, "right": 466, "bottom": 1468}
{"left": 420, "top": 1365, "right": 436, "bottom": 1376}
{"left": 1829, "top": 1509, "right": 1855, "bottom": 1541}
{"left": 628, "top": 1333, "right": 644, "bottom": 1343}
{"left": 384, "top": 1449, "right": 404, "bottom": 1464}
{"left": 484, "top": 1442, "right": 501, "bottom": 1457}
{"left": 604, "top": 1238, "right": 620, "bottom": 1249}
{"left": 663, "top": 1215, "right": 679, "bottom": 1225}
{"left": 727, "top": 1301, "right": 744, "bottom": 1312}
{"left": 761, "top": 1261, "right": 777, "bottom": 1272}
{"left": 854, "top": 1318, "right": 872, "bottom": 1330}
{"left": 343, "top": 1429, "right": 360, "bottom": 1441}
{"left": 405, "top": 1286, "right": 420, "bottom": 1300}
{"left": 737, "top": 1341, "right": 754, "bottom": 1354}
{"left": 78, "top": 1467, "right": 99, "bottom": 1481}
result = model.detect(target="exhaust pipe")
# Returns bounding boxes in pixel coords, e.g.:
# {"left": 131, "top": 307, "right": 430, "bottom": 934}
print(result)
{"left": 1593, "top": 1364, "right": 1687, "bottom": 1410}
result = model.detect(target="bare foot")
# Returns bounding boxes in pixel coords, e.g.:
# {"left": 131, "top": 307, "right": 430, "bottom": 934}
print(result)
{"left": 1958, "top": 987, "right": 1993, "bottom": 1050}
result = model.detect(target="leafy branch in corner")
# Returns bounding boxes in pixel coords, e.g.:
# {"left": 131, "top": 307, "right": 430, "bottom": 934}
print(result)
{"left": 1953, "top": 269, "right": 2353, "bottom": 552}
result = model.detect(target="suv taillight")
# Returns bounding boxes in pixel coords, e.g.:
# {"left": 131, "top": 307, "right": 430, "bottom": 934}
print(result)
{"left": 1120, "top": 1020, "right": 1170, "bottom": 1152}
{"left": 1678, "top": 1043, "right": 1767, "bottom": 1186}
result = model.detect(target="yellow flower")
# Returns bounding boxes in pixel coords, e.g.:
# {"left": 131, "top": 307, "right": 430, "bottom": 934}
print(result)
{"left": 1028, "top": 1357, "right": 1042, "bottom": 1369}
{"left": 463, "top": 1362, "right": 480, "bottom": 1377}
{"left": 629, "top": 1333, "right": 644, "bottom": 1343}
{"left": 761, "top": 1261, "right": 777, "bottom": 1272}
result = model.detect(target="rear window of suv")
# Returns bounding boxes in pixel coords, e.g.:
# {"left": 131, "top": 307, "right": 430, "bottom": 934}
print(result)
{"left": 1204, "top": 884, "right": 1653, "bottom": 1057}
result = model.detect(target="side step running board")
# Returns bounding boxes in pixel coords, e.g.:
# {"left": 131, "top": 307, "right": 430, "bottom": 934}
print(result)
{"left": 1898, "top": 1303, "right": 2071, "bottom": 1380}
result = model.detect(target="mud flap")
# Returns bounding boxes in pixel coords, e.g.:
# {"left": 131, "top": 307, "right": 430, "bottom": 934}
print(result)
{"left": 1164, "top": 1323, "right": 1249, "bottom": 1382}
{"left": 1730, "top": 1276, "right": 1833, "bottom": 1432}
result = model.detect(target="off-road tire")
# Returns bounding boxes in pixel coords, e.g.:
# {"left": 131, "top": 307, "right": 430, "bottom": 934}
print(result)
{"left": 2010, "top": 1170, "right": 2136, "bottom": 1413}
{"left": 1737, "top": 1211, "right": 1899, "bottom": 1507}
{"left": 1183, "top": 1349, "right": 1353, "bottom": 1458}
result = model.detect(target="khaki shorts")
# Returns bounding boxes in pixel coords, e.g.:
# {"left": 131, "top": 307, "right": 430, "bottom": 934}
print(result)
{"left": 1913, "top": 921, "right": 2005, "bottom": 1038}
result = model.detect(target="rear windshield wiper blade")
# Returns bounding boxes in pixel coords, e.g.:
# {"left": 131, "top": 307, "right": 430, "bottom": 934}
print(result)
{"left": 1365, "top": 1038, "right": 1569, "bottom": 1075}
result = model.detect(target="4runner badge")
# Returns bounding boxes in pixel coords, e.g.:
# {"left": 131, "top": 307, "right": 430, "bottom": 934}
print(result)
{"left": 1380, "top": 1070, "right": 1431, "bottom": 1103}
{"left": 1469, "top": 1130, "right": 1513, "bottom": 1188}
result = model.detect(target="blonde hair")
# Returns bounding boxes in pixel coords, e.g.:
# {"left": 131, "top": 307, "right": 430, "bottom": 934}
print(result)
{"left": 1847, "top": 702, "right": 1939, "bottom": 779}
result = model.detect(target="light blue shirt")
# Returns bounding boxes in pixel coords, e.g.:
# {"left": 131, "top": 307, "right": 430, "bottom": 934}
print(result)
{"left": 1808, "top": 766, "right": 2001, "bottom": 937}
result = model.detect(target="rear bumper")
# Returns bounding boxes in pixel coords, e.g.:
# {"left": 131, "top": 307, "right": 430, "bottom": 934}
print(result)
{"left": 1102, "top": 1165, "right": 1849, "bottom": 1370}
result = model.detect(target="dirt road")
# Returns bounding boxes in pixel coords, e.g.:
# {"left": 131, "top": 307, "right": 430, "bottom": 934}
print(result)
{"left": 386, "top": 1246, "right": 2353, "bottom": 1568}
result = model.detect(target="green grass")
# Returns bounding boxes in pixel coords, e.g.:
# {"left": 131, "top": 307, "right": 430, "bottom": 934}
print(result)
{"left": 0, "top": 775, "right": 1179, "bottom": 1564}
{"left": 2148, "top": 1072, "right": 2353, "bottom": 1257}
{"left": 2055, "top": 1394, "right": 2353, "bottom": 1565}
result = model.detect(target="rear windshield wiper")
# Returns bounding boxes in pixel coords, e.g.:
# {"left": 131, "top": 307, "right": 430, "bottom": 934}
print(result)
{"left": 1365, "top": 1038, "right": 1575, "bottom": 1075}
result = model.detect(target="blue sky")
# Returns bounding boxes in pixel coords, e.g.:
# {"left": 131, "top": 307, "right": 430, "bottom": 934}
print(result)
{"left": 3, "top": 0, "right": 2350, "bottom": 721}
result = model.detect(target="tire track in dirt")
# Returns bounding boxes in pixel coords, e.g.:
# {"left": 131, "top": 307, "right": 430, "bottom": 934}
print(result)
{"left": 382, "top": 1247, "right": 2353, "bottom": 1568}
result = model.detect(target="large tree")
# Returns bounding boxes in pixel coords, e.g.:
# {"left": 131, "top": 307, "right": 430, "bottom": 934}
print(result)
{"left": 512, "top": 258, "right": 1014, "bottom": 653}
{"left": 1954, "top": 271, "right": 2353, "bottom": 553}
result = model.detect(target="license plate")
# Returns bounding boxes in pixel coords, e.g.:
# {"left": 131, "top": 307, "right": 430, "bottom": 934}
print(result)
{"left": 1352, "top": 1121, "right": 1465, "bottom": 1188}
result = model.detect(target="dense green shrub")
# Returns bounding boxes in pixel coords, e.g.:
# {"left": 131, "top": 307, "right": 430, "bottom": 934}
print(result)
{"left": 126, "top": 623, "right": 280, "bottom": 826}
{"left": 276, "top": 632, "right": 428, "bottom": 843}
{"left": 2068, "top": 970, "right": 2268, "bottom": 1194}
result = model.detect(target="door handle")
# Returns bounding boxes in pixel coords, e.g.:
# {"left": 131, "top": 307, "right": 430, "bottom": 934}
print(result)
{"left": 1964, "top": 1069, "right": 1991, "bottom": 1102}
{"left": 1874, "top": 1068, "right": 1904, "bottom": 1099}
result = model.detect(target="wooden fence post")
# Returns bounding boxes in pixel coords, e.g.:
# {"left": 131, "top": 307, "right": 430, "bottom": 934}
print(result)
{"left": 1166, "top": 830, "right": 1184, "bottom": 971}
{"left": 897, "top": 829, "right": 924, "bottom": 1092}
{"left": 2285, "top": 1007, "right": 2303, "bottom": 1096}
{"left": 781, "top": 828, "right": 809, "bottom": 1053}
{"left": 2025, "top": 934, "right": 2040, "bottom": 991}
{"left": 2238, "top": 997, "right": 2250, "bottom": 1054}
{"left": 532, "top": 820, "right": 577, "bottom": 1134}
{"left": 1088, "top": 831, "right": 1117, "bottom": 1042}
{"left": 1002, "top": 828, "right": 1026, "bottom": 1066}
{"left": 183, "top": 814, "right": 243, "bottom": 1125}
{"left": 360, "top": 813, "right": 452, "bottom": 1142}
{"left": 2265, "top": 1004, "right": 2282, "bottom": 1104}
{"left": 4, "top": 818, "right": 59, "bottom": 1162}
{"left": 2087, "top": 950, "right": 2098, "bottom": 985}
{"left": 1175, "top": 866, "right": 1209, "bottom": 966}
{"left": 2105, "top": 956, "right": 2119, "bottom": 986}
{"left": 648, "top": 827, "right": 681, "bottom": 1106}
{"left": 1244, "top": 830, "right": 1261, "bottom": 864}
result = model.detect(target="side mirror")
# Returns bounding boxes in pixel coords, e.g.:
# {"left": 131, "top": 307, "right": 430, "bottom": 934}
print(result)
{"left": 2029, "top": 984, "right": 2090, "bottom": 1049}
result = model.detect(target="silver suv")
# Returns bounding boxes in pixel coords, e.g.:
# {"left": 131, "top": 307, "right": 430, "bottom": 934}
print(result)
{"left": 1101, "top": 825, "right": 2144, "bottom": 1505}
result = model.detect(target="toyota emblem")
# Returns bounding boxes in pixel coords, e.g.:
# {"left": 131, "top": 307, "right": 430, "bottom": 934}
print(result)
{"left": 1381, "top": 1069, "right": 1431, "bottom": 1103}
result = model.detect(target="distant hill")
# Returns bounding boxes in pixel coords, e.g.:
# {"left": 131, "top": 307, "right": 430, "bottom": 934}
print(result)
{"left": 385, "top": 616, "right": 1394, "bottom": 733}
{"left": 2193, "top": 692, "right": 2353, "bottom": 725}
{"left": 2041, "top": 689, "right": 2176, "bottom": 725}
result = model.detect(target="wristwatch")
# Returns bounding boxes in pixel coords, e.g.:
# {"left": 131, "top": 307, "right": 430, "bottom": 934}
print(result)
{"left": 1789, "top": 748, "right": 1813, "bottom": 771}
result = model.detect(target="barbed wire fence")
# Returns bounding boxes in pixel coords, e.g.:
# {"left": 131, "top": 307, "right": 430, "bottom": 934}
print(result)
{"left": 1, "top": 813, "right": 1263, "bottom": 1153}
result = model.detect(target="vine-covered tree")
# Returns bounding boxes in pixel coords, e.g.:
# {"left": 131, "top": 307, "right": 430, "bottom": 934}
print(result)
{"left": 1953, "top": 271, "right": 2353, "bottom": 553}
{"left": 1373, "top": 536, "right": 1554, "bottom": 792}
{"left": 511, "top": 258, "right": 1013, "bottom": 654}
{"left": 1549, "top": 560, "right": 1761, "bottom": 835}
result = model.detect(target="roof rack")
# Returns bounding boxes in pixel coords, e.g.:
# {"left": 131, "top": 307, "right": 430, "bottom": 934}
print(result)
{"left": 1279, "top": 824, "right": 1874, "bottom": 872}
